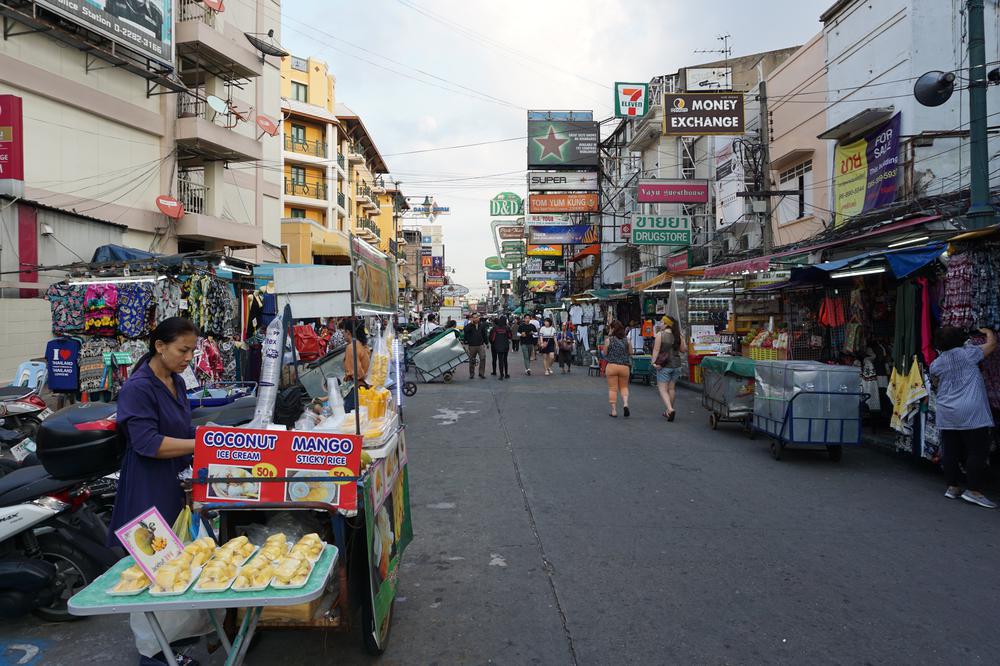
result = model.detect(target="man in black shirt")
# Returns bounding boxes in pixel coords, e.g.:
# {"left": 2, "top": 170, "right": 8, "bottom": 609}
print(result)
{"left": 463, "top": 313, "right": 489, "bottom": 379}
{"left": 517, "top": 314, "right": 538, "bottom": 375}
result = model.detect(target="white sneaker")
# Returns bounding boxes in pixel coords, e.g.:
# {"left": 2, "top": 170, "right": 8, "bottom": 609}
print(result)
{"left": 945, "top": 486, "right": 962, "bottom": 499}
{"left": 961, "top": 491, "right": 997, "bottom": 509}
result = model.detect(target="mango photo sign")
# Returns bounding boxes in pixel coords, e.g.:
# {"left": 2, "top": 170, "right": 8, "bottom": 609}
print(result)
{"left": 114, "top": 506, "right": 185, "bottom": 581}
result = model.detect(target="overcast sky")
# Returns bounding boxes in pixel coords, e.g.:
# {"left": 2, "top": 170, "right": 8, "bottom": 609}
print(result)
{"left": 280, "top": 0, "right": 833, "bottom": 296}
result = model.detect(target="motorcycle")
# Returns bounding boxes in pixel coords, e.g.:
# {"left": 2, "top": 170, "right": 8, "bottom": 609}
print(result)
{"left": 0, "top": 386, "right": 51, "bottom": 440}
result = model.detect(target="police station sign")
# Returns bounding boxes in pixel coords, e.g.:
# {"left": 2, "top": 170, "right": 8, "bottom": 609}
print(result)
{"left": 527, "top": 171, "right": 598, "bottom": 192}
{"left": 632, "top": 216, "right": 692, "bottom": 246}
{"left": 662, "top": 93, "right": 745, "bottom": 136}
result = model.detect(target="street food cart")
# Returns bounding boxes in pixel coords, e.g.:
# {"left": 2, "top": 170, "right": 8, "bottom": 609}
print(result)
{"left": 700, "top": 355, "right": 755, "bottom": 431}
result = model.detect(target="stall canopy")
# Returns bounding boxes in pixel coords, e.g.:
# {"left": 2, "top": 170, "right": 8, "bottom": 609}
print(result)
{"left": 791, "top": 243, "right": 946, "bottom": 282}
{"left": 571, "top": 244, "right": 600, "bottom": 262}
{"left": 631, "top": 271, "right": 671, "bottom": 293}
{"left": 91, "top": 245, "right": 159, "bottom": 263}
{"left": 588, "top": 288, "right": 631, "bottom": 300}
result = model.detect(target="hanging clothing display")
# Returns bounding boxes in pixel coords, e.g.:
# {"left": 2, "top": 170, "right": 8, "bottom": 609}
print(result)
{"left": 83, "top": 284, "right": 118, "bottom": 336}
{"left": 46, "top": 283, "right": 86, "bottom": 335}
{"left": 892, "top": 282, "right": 917, "bottom": 373}
{"left": 45, "top": 338, "right": 81, "bottom": 393}
{"left": 154, "top": 279, "right": 183, "bottom": 323}
{"left": 117, "top": 283, "right": 154, "bottom": 338}
{"left": 888, "top": 356, "right": 928, "bottom": 434}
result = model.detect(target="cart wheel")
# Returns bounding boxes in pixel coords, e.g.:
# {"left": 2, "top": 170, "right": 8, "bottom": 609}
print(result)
{"left": 770, "top": 440, "right": 783, "bottom": 461}
{"left": 442, "top": 372, "right": 453, "bottom": 384}
{"left": 827, "top": 445, "right": 843, "bottom": 462}
{"left": 402, "top": 381, "right": 417, "bottom": 397}
{"left": 709, "top": 413, "right": 718, "bottom": 430}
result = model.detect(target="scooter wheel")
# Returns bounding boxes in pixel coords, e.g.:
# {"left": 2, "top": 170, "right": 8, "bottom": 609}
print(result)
{"left": 402, "top": 382, "right": 417, "bottom": 397}
{"left": 31, "top": 535, "right": 102, "bottom": 622}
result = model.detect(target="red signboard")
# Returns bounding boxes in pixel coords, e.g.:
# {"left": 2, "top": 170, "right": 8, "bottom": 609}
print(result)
{"left": 667, "top": 251, "right": 690, "bottom": 272}
{"left": 621, "top": 223, "right": 631, "bottom": 236}
{"left": 0, "top": 95, "right": 24, "bottom": 182}
{"left": 637, "top": 179, "right": 709, "bottom": 204}
{"left": 192, "top": 426, "right": 363, "bottom": 511}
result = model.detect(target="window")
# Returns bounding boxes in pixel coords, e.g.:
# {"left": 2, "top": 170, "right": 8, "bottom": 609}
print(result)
{"left": 290, "top": 166, "right": 306, "bottom": 186}
{"left": 291, "top": 81, "right": 308, "bottom": 102}
{"left": 289, "top": 208, "right": 307, "bottom": 219}
{"left": 290, "top": 124, "right": 306, "bottom": 145}
{"left": 291, "top": 56, "right": 308, "bottom": 72}
{"left": 777, "top": 160, "right": 813, "bottom": 224}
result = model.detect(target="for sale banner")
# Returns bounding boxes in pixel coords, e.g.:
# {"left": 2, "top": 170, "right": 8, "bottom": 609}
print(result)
{"left": 364, "top": 433, "right": 412, "bottom": 649}
{"left": 833, "top": 112, "right": 901, "bottom": 227}
{"left": 192, "top": 426, "right": 363, "bottom": 511}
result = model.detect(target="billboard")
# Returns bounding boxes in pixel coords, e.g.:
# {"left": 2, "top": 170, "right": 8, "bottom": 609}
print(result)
{"left": 528, "top": 193, "right": 599, "bottom": 213}
{"left": 662, "top": 93, "right": 745, "bottom": 136}
{"left": 684, "top": 67, "right": 733, "bottom": 91}
{"left": 0, "top": 95, "right": 24, "bottom": 183}
{"left": 497, "top": 225, "right": 525, "bottom": 240}
{"left": 489, "top": 192, "right": 524, "bottom": 217}
{"left": 527, "top": 120, "right": 600, "bottom": 168}
{"left": 528, "top": 171, "right": 599, "bottom": 192}
{"left": 486, "top": 271, "right": 512, "bottom": 281}
{"left": 528, "top": 225, "right": 593, "bottom": 244}
{"left": 632, "top": 216, "right": 692, "bottom": 246}
{"left": 501, "top": 240, "right": 525, "bottom": 252}
{"left": 833, "top": 113, "right": 901, "bottom": 227}
{"left": 525, "top": 257, "right": 565, "bottom": 272}
{"left": 614, "top": 82, "right": 650, "bottom": 118}
{"left": 637, "top": 179, "right": 710, "bottom": 204}
{"left": 351, "top": 237, "right": 398, "bottom": 313}
{"left": 527, "top": 244, "right": 563, "bottom": 257}
{"left": 527, "top": 280, "right": 557, "bottom": 293}
{"left": 37, "top": 0, "right": 174, "bottom": 66}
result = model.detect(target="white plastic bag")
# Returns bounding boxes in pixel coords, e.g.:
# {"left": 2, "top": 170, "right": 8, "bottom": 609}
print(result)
{"left": 249, "top": 314, "right": 283, "bottom": 428}
{"left": 130, "top": 610, "right": 212, "bottom": 658}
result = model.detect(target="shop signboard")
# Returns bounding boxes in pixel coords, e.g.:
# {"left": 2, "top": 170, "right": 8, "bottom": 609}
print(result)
{"left": 497, "top": 225, "right": 525, "bottom": 240}
{"left": 486, "top": 270, "right": 512, "bottom": 281}
{"left": 425, "top": 277, "right": 445, "bottom": 288}
{"left": 667, "top": 250, "right": 691, "bottom": 273}
{"left": 662, "top": 92, "right": 745, "bottom": 136}
{"left": 192, "top": 426, "right": 363, "bottom": 511}
{"left": 0, "top": 95, "right": 24, "bottom": 184}
{"left": 489, "top": 192, "right": 524, "bottom": 217}
{"left": 420, "top": 246, "right": 432, "bottom": 256}
{"left": 684, "top": 67, "right": 733, "bottom": 91}
{"left": 637, "top": 179, "right": 709, "bottom": 204}
{"left": 485, "top": 256, "right": 504, "bottom": 270}
{"left": 833, "top": 112, "right": 901, "bottom": 227}
{"left": 528, "top": 225, "right": 593, "bottom": 244}
{"left": 528, "top": 193, "right": 599, "bottom": 213}
{"left": 526, "top": 257, "right": 565, "bottom": 272}
{"left": 526, "top": 213, "right": 576, "bottom": 226}
{"left": 527, "top": 171, "right": 599, "bottom": 192}
{"left": 427, "top": 267, "right": 444, "bottom": 278}
{"left": 421, "top": 255, "right": 432, "bottom": 267}
{"left": 614, "top": 82, "right": 650, "bottom": 118}
{"left": 501, "top": 240, "right": 524, "bottom": 252}
{"left": 362, "top": 435, "right": 413, "bottom": 648}
{"left": 36, "top": 0, "right": 174, "bottom": 66}
{"left": 114, "top": 506, "right": 185, "bottom": 581}
{"left": 527, "top": 119, "right": 600, "bottom": 168}
{"left": 632, "top": 216, "right": 692, "bottom": 245}
{"left": 525, "top": 272, "right": 565, "bottom": 280}
{"left": 526, "top": 244, "right": 563, "bottom": 257}
{"left": 527, "top": 280, "right": 557, "bottom": 292}
{"left": 351, "top": 237, "right": 398, "bottom": 312}
{"left": 431, "top": 256, "right": 444, "bottom": 269}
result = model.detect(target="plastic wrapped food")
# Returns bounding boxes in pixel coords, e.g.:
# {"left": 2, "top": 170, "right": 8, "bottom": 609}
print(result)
{"left": 196, "top": 560, "right": 237, "bottom": 591}
{"left": 111, "top": 565, "right": 150, "bottom": 593}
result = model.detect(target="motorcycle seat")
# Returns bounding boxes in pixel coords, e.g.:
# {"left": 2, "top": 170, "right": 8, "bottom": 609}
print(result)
{"left": 0, "top": 386, "right": 34, "bottom": 400}
{"left": 0, "top": 465, "right": 78, "bottom": 508}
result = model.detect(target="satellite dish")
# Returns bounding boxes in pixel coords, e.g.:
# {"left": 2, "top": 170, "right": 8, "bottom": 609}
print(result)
{"left": 914, "top": 70, "right": 956, "bottom": 107}
{"left": 244, "top": 31, "right": 290, "bottom": 61}
{"left": 156, "top": 195, "right": 184, "bottom": 219}
{"left": 256, "top": 115, "right": 279, "bottom": 137}
{"left": 206, "top": 95, "right": 228, "bottom": 114}
{"left": 203, "top": 0, "right": 224, "bottom": 11}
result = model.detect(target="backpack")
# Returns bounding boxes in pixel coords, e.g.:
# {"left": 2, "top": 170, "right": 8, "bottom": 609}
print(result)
{"left": 293, "top": 324, "right": 324, "bottom": 362}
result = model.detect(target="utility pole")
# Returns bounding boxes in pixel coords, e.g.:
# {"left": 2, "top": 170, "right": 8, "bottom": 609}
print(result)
{"left": 966, "top": 0, "right": 995, "bottom": 223}
{"left": 758, "top": 80, "right": 774, "bottom": 252}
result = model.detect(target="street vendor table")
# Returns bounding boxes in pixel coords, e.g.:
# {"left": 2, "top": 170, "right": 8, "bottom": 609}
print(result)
{"left": 68, "top": 545, "right": 339, "bottom": 666}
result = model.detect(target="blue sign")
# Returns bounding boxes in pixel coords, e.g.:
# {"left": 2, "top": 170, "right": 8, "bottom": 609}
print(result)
{"left": 486, "top": 271, "right": 511, "bottom": 281}
{"left": 528, "top": 224, "right": 593, "bottom": 244}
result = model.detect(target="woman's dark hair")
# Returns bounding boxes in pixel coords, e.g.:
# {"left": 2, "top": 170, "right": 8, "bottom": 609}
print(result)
{"left": 935, "top": 326, "right": 969, "bottom": 352}
{"left": 544, "top": 317, "right": 553, "bottom": 326}
{"left": 497, "top": 316, "right": 507, "bottom": 327}
{"left": 339, "top": 318, "right": 368, "bottom": 345}
{"left": 133, "top": 316, "right": 198, "bottom": 371}
{"left": 609, "top": 320, "right": 626, "bottom": 339}
{"left": 666, "top": 319, "right": 681, "bottom": 351}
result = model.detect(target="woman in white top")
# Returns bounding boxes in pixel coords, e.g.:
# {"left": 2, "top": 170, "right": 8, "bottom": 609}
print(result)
{"left": 537, "top": 318, "right": 558, "bottom": 375}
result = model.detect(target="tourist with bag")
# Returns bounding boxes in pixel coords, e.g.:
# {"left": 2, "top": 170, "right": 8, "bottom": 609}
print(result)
{"left": 602, "top": 320, "right": 633, "bottom": 418}
{"left": 557, "top": 322, "right": 576, "bottom": 373}
{"left": 651, "top": 316, "right": 687, "bottom": 421}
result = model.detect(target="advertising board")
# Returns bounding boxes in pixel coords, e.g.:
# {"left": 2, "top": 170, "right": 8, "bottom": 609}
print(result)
{"left": 36, "top": 0, "right": 174, "bottom": 66}
{"left": 527, "top": 171, "right": 599, "bottom": 192}
{"left": 528, "top": 225, "right": 593, "bottom": 244}
{"left": 526, "top": 244, "right": 563, "bottom": 257}
{"left": 684, "top": 67, "right": 733, "bottom": 91}
{"left": 833, "top": 113, "right": 901, "bottom": 226}
{"left": 632, "top": 216, "right": 692, "bottom": 246}
{"left": 637, "top": 179, "right": 710, "bottom": 204}
{"left": 662, "top": 93, "right": 745, "bottom": 136}
{"left": 527, "top": 120, "right": 600, "bottom": 168}
{"left": 614, "top": 82, "right": 650, "bottom": 118}
{"left": 528, "top": 193, "right": 599, "bottom": 213}
{"left": 0, "top": 95, "right": 24, "bottom": 183}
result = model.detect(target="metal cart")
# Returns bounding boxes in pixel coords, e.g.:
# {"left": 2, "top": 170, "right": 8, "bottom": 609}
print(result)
{"left": 405, "top": 329, "right": 469, "bottom": 385}
{"left": 751, "top": 390, "right": 867, "bottom": 461}
{"left": 700, "top": 355, "right": 755, "bottom": 431}
{"left": 629, "top": 355, "right": 654, "bottom": 385}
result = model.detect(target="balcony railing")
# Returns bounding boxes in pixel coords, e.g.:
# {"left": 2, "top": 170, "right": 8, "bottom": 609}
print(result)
{"left": 285, "top": 179, "right": 328, "bottom": 200}
{"left": 357, "top": 183, "right": 373, "bottom": 201}
{"left": 337, "top": 191, "right": 346, "bottom": 207}
{"left": 356, "top": 217, "right": 381, "bottom": 237}
{"left": 284, "top": 135, "right": 328, "bottom": 158}
{"left": 178, "top": 177, "right": 207, "bottom": 215}
{"left": 337, "top": 153, "right": 346, "bottom": 169}
{"left": 179, "top": 0, "right": 216, "bottom": 26}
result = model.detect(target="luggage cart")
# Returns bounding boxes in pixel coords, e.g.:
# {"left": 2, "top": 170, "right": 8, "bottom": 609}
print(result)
{"left": 751, "top": 390, "right": 868, "bottom": 461}
{"left": 700, "top": 356, "right": 754, "bottom": 431}
{"left": 404, "top": 330, "right": 469, "bottom": 385}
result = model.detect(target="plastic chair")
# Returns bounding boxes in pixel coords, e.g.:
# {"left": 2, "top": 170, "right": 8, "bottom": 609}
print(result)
{"left": 12, "top": 362, "right": 46, "bottom": 389}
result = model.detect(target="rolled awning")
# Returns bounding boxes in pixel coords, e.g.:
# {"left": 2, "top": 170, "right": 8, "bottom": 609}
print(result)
{"left": 572, "top": 244, "right": 600, "bottom": 262}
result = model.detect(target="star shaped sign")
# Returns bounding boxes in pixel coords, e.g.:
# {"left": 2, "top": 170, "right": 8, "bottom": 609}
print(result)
{"left": 533, "top": 126, "right": 569, "bottom": 161}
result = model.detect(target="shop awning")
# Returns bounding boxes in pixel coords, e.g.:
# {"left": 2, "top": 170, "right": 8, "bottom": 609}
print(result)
{"left": 791, "top": 243, "right": 946, "bottom": 281}
{"left": 631, "top": 271, "right": 672, "bottom": 293}
{"left": 571, "top": 244, "right": 600, "bottom": 262}
{"left": 705, "top": 214, "right": 943, "bottom": 278}
{"left": 587, "top": 288, "right": 631, "bottom": 300}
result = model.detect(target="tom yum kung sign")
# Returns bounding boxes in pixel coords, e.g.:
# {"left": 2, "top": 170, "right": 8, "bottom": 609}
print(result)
{"left": 192, "top": 426, "right": 363, "bottom": 511}
{"left": 662, "top": 93, "right": 745, "bottom": 136}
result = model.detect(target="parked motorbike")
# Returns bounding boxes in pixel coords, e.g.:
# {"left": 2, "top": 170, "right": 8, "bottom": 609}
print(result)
{"left": 0, "top": 386, "right": 51, "bottom": 440}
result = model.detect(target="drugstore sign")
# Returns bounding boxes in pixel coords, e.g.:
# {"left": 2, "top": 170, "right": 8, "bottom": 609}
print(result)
{"left": 632, "top": 216, "right": 692, "bottom": 246}
{"left": 192, "top": 426, "right": 363, "bottom": 511}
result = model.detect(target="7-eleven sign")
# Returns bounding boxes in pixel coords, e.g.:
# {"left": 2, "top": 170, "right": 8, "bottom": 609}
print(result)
{"left": 614, "top": 82, "right": 649, "bottom": 118}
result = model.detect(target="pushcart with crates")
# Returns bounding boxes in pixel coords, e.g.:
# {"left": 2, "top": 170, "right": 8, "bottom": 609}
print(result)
{"left": 700, "top": 355, "right": 755, "bottom": 431}
{"left": 404, "top": 329, "right": 469, "bottom": 386}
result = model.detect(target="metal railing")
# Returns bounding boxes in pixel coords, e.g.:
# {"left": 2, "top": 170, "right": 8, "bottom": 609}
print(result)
{"left": 337, "top": 153, "right": 346, "bottom": 169}
{"left": 284, "top": 135, "right": 327, "bottom": 158}
{"left": 337, "top": 191, "right": 346, "bottom": 207}
{"left": 178, "top": 176, "right": 207, "bottom": 215}
{"left": 284, "top": 179, "right": 328, "bottom": 200}
{"left": 179, "top": 0, "right": 216, "bottom": 26}
{"left": 356, "top": 217, "right": 381, "bottom": 237}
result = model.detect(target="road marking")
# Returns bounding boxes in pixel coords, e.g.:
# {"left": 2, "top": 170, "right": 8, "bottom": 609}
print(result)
{"left": 489, "top": 553, "right": 507, "bottom": 567}
{"left": 0, "top": 642, "right": 43, "bottom": 665}
{"left": 431, "top": 408, "right": 480, "bottom": 425}
{"left": 426, "top": 502, "right": 456, "bottom": 509}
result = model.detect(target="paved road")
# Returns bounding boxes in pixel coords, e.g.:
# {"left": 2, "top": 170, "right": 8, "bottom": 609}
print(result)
{"left": 5, "top": 365, "right": 1000, "bottom": 665}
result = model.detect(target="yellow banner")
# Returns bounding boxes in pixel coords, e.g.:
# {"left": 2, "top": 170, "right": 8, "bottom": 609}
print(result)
{"left": 833, "top": 137, "right": 867, "bottom": 226}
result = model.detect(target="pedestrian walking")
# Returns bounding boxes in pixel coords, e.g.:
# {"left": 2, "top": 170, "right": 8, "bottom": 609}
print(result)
{"left": 489, "top": 316, "right": 513, "bottom": 379}
{"left": 537, "top": 317, "right": 558, "bottom": 375}
{"left": 929, "top": 326, "right": 998, "bottom": 508}
{"left": 530, "top": 313, "right": 542, "bottom": 361}
{"left": 487, "top": 317, "right": 500, "bottom": 376}
{"left": 626, "top": 320, "right": 643, "bottom": 354}
{"left": 602, "top": 320, "right": 632, "bottom": 417}
{"left": 463, "top": 313, "right": 488, "bottom": 379}
{"left": 419, "top": 314, "right": 439, "bottom": 338}
{"left": 557, "top": 322, "right": 576, "bottom": 373}
{"left": 651, "top": 316, "right": 687, "bottom": 421}
{"left": 517, "top": 314, "right": 537, "bottom": 375}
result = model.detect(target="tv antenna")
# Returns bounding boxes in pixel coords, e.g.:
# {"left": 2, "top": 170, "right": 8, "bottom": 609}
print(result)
{"left": 694, "top": 34, "right": 732, "bottom": 61}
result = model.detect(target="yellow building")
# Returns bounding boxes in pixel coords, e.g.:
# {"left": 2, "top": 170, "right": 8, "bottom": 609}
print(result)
{"left": 279, "top": 55, "right": 391, "bottom": 264}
